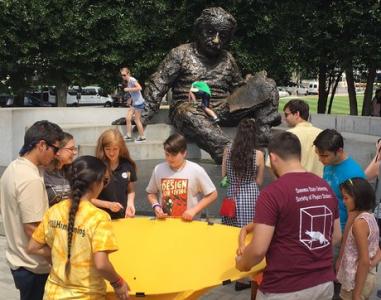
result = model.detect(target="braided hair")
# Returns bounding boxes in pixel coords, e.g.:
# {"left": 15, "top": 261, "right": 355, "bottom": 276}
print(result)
{"left": 230, "top": 119, "right": 257, "bottom": 179}
{"left": 65, "top": 156, "right": 106, "bottom": 277}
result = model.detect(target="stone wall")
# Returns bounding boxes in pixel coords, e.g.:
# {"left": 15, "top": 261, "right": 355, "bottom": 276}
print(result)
{"left": 0, "top": 107, "right": 380, "bottom": 168}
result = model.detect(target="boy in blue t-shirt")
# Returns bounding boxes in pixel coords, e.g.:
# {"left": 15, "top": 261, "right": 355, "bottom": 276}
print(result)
{"left": 313, "top": 129, "right": 365, "bottom": 232}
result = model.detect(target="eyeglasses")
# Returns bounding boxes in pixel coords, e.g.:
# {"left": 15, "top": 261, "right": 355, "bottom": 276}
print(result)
{"left": 44, "top": 141, "right": 60, "bottom": 154}
{"left": 103, "top": 177, "right": 110, "bottom": 186}
{"left": 61, "top": 146, "right": 78, "bottom": 153}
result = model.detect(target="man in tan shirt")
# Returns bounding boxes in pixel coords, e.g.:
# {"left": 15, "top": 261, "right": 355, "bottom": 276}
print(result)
{"left": 283, "top": 99, "right": 323, "bottom": 177}
{"left": 0, "top": 120, "right": 63, "bottom": 300}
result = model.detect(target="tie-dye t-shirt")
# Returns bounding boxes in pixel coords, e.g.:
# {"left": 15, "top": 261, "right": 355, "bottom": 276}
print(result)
{"left": 32, "top": 199, "right": 118, "bottom": 299}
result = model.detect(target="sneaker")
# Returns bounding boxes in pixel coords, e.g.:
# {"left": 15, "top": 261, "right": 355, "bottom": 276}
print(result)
{"left": 212, "top": 117, "right": 220, "bottom": 124}
{"left": 135, "top": 137, "right": 146, "bottom": 143}
{"left": 124, "top": 135, "right": 133, "bottom": 142}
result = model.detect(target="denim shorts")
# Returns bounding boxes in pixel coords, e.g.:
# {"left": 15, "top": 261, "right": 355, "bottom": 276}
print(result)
{"left": 133, "top": 103, "right": 145, "bottom": 111}
{"left": 194, "top": 91, "right": 210, "bottom": 108}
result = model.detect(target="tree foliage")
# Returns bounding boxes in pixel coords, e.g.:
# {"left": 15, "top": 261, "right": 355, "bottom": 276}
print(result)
{"left": 0, "top": 0, "right": 380, "bottom": 113}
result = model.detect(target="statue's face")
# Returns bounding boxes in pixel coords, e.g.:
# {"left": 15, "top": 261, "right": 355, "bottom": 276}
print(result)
{"left": 196, "top": 21, "right": 233, "bottom": 57}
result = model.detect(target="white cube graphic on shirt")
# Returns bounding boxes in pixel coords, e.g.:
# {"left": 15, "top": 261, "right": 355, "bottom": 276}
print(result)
{"left": 299, "top": 205, "right": 333, "bottom": 250}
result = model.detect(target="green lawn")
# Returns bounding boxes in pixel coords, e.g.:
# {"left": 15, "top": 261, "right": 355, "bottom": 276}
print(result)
{"left": 279, "top": 95, "right": 364, "bottom": 115}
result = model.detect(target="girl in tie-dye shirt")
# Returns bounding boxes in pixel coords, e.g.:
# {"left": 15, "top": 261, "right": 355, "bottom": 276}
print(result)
{"left": 28, "top": 156, "right": 129, "bottom": 299}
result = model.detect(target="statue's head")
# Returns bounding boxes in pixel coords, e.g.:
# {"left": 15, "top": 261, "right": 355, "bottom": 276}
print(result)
{"left": 194, "top": 7, "right": 237, "bottom": 58}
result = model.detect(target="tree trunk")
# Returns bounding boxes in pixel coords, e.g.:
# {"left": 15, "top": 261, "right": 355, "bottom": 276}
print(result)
{"left": 362, "top": 66, "right": 376, "bottom": 116}
{"left": 9, "top": 72, "right": 28, "bottom": 106}
{"left": 14, "top": 92, "right": 25, "bottom": 107}
{"left": 346, "top": 63, "right": 357, "bottom": 115}
{"left": 327, "top": 71, "right": 342, "bottom": 114}
{"left": 56, "top": 82, "right": 68, "bottom": 107}
{"left": 317, "top": 64, "right": 328, "bottom": 113}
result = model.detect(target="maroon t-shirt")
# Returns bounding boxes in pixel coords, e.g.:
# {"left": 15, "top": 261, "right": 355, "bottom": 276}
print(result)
{"left": 255, "top": 172, "right": 338, "bottom": 293}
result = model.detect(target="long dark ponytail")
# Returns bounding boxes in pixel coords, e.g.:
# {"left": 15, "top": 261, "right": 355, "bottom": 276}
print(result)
{"left": 230, "top": 119, "right": 257, "bottom": 179}
{"left": 64, "top": 155, "right": 106, "bottom": 277}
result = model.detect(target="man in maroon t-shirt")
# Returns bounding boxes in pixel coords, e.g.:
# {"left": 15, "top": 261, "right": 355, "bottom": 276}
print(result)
{"left": 236, "top": 131, "right": 342, "bottom": 300}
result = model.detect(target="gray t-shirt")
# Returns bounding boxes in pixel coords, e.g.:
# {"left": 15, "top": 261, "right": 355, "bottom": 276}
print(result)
{"left": 146, "top": 160, "right": 216, "bottom": 216}
{"left": 128, "top": 76, "right": 145, "bottom": 106}
{"left": 44, "top": 169, "right": 71, "bottom": 206}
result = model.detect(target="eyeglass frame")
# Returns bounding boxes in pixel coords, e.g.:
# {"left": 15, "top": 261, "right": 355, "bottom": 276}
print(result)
{"left": 60, "top": 146, "right": 78, "bottom": 153}
{"left": 44, "top": 140, "right": 60, "bottom": 154}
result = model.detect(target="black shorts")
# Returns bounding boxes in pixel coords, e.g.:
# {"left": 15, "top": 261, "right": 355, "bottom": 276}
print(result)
{"left": 194, "top": 91, "right": 210, "bottom": 108}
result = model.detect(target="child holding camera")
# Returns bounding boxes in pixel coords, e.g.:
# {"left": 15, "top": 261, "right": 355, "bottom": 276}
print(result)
{"left": 365, "top": 137, "right": 381, "bottom": 230}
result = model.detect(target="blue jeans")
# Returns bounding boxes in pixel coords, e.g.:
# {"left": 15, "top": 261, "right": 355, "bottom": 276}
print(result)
{"left": 11, "top": 267, "right": 48, "bottom": 300}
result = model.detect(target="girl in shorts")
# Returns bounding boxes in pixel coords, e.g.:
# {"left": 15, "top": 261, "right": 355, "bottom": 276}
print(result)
{"left": 120, "top": 67, "right": 146, "bottom": 142}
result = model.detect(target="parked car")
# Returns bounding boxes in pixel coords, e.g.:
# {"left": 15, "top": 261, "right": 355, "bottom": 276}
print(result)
{"left": 24, "top": 88, "right": 77, "bottom": 107}
{"left": 24, "top": 93, "right": 53, "bottom": 107}
{"left": 23, "top": 86, "right": 113, "bottom": 107}
{"left": 296, "top": 85, "right": 308, "bottom": 96}
{"left": 277, "top": 87, "right": 291, "bottom": 98}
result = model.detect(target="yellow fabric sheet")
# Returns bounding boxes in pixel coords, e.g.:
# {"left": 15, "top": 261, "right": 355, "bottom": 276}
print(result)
{"left": 106, "top": 218, "right": 265, "bottom": 299}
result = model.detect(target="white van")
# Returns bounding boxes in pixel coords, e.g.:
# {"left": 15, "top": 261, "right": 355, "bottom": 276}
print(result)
{"left": 307, "top": 82, "right": 318, "bottom": 95}
{"left": 77, "top": 86, "right": 113, "bottom": 107}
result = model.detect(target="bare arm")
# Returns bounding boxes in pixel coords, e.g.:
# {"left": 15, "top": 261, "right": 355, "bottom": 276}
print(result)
{"left": 27, "top": 238, "right": 51, "bottom": 262}
{"left": 147, "top": 193, "right": 167, "bottom": 219}
{"left": 124, "top": 81, "right": 142, "bottom": 93}
{"left": 125, "top": 182, "right": 136, "bottom": 218}
{"left": 182, "top": 190, "right": 217, "bottom": 221}
{"left": 336, "top": 212, "right": 356, "bottom": 272}
{"left": 255, "top": 150, "right": 265, "bottom": 186}
{"left": 221, "top": 147, "right": 228, "bottom": 177}
{"left": 352, "top": 219, "right": 371, "bottom": 300}
{"left": 237, "top": 222, "right": 255, "bottom": 256}
{"left": 188, "top": 91, "right": 196, "bottom": 103}
{"left": 332, "top": 218, "right": 342, "bottom": 246}
{"left": 23, "top": 222, "right": 39, "bottom": 238}
{"left": 236, "top": 223, "right": 274, "bottom": 271}
{"left": 91, "top": 198, "right": 123, "bottom": 213}
{"left": 365, "top": 159, "right": 380, "bottom": 180}
{"left": 93, "top": 252, "right": 129, "bottom": 299}
{"left": 365, "top": 141, "right": 381, "bottom": 179}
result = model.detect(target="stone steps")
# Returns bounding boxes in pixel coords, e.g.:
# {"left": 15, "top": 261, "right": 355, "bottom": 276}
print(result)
{"left": 60, "top": 121, "right": 378, "bottom": 167}
{"left": 60, "top": 123, "right": 176, "bottom": 144}
{"left": 61, "top": 123, "right": 237, "bottom": 161}
{"left": 78, "top": 140, "right": 212, "bottom": 160}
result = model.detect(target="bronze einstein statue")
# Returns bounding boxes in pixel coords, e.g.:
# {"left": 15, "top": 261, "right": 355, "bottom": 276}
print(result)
{"left": 143, "top": 7, "right": 281, "bottom": 163}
